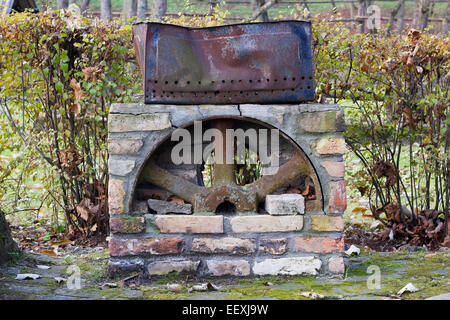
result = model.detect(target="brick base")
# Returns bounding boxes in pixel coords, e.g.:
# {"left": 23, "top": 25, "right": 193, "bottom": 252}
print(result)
{"left": 107, "top": 103, "right": 346, "bottom": 278}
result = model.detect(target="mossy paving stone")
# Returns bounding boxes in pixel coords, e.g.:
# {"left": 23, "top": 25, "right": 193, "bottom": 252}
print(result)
{"left": 0, "top": 248, "right": 448, "bottom": 300}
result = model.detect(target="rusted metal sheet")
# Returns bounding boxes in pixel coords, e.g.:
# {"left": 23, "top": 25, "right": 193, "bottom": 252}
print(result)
{"left": 133, "top": 21, "right": 315, "bottom": 104}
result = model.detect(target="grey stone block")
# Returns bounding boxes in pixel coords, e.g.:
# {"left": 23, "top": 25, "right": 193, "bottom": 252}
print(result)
{"left": 265, "top": 194, "right": 305, "bottom": 215}
{"left": 147, "top": 199, "right": 193, "bottom": 215}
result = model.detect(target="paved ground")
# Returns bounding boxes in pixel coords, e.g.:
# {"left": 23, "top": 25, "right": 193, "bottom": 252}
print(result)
{"left": 0, "top": 248, "right": 448, "bottom": 300}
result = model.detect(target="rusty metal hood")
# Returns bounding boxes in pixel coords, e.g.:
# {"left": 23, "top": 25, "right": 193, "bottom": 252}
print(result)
{"left": 133, "top": 21, "right": 315, "bottom": 104}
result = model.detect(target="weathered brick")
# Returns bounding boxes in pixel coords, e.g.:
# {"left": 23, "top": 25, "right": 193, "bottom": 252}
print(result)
{"left": 265, "top": 194, "right": 304, "bottom": 215}
{"left": 328, "top": 257, "right": 345, "bottom": 274}
{"left": 299, "top": 111, "right": 338, "bottom": 133}
{"left": 110, "top": 216, "right": 145, "bottom": 234}
{"left": 108, "top": 179, "right": 125, "bottom": 214}
{"left": 108, "top": 258, "right": 144, "bottom": 277}
{"left": 321, "top": 161, "right": 345, "bottom": 178}
{"left": 315, "top": 137, "right": 346, "bottom": 155}
{"left": 329, "top": 180, "right": 347, "bottom": 213}
{"left": 131, "top": 201, "right": 149, "bottom": 214}
{"left": 108, "top": 138, "right": 143, "bottom": 154}
{"left": 230, "top": 215, "right": 303, "bottom": 233}
{"left": 191, "top": 238, "right": 255, "bottom": 255}
{"left": 259, "top": 238, "right": 287, "bottom": 255}
{"left": 311, "top": 215, "right": 344, "bottom": 232}
{"left": 335, "top": 110, "right": 346, "bottom": 132}
{"left": 148, "top": 199, "right": 192, "bottom": 215}
{"left": 306, "top": 199, "right": 322, "bottom": 212}
{"left": 147, "top": 260, "right": 200, "bottom": 275}
{"left": 293, "top": 237, "right": 344, "bottom": 253}
{"left": 108, "top": 159, "right": 136, "bottom": 176}
{"left": 206, "top": 260, "right": 250, "bottom": 276}
{"left": 253, "top": 257, "right": 322, "bottom": 276}
{"left": 155, "top": 216, "right": 223, "bottom": 234}
{"left": 109, "top": 113, "right": 171, "bottom": 132}
{"left": 109, "top": 237, "right": 184, "bottom": 256}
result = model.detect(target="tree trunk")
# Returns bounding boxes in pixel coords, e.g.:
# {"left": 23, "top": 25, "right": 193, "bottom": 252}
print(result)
{"left": 58, "top": 0, "right": 69, "bottom": 10}
{"left": 386, "top": 0, "right": 405, "bottom": 35}
{"left": 421, "top": 0, "right": 431, "bottom": 29}
{"left": 300, "top": 0, "right": 309, "bottom": 10}
{"left": 412, "top": 0, "right": 431, "bottom": 30}
{"left": 251, "top": 0, "right": 270, "bottom": 22}
{"left": 80, "top": 0, "right": 90, "bottom": 14}
{"left": 152, "top": 0, "right": 167, "bottom": 19}
{"left": 357, "top": 0, "right": 367, "bottom": 33}
{"left": 0, "top": 211, "right": 18, "bottom": 264}
{"left": 208, "top": 0, "right": 218, "bottom": 15}
{"left": 137, "top": 0, "right": 147, "bottom": 21}
{"left": 443, "top": 2, "right": 450, "bottom": 34}
{"left": 123, "top": 0, "right": 137, "bottom": 19}
{"left": 101, "top": 0, "right": 112, "bottom": 21}
{"left": 397, "top": 0, "right": 406, "bottom": 34}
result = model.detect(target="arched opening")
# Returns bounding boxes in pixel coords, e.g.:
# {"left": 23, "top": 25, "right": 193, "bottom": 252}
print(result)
{"left": 215, "top": 201, "right": 237, "bottom": 215}
{"left": 131, "top": 116, "right": 323, "bottom": 214}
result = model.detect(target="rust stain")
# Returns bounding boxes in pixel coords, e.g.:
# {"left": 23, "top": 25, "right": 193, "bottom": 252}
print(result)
{"left": 133, "top": 21, "right": 315, "bottom": 104}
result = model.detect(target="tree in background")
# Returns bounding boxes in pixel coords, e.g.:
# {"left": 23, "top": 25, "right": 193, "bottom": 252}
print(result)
{"left": 57, "top": 0, "right": 68, "bottom": 9}
{"left": 123, "top": 0, "right": 137, "bottom": 19}
{"left": 58, "top": 0, "right": 90, "bottom": 14}
{"left": 443, "top": 1, "right": 449, "bottom": 33}
{"left": 412, "top": 0, "right": 431, "bottom": 30}
{"left": 152, "top": 0, "right": 166, "bottom": 19}
{"left": 251, "top": 0, "right": 269, "bottom": 22}
{"left": 137, "top": 0, "right": 147, "bottom": 21}
{"left": 386, "top": 0, "right": 406, "bottom": 35}
{"left": 0, "top": 211, "right": 18, "bottom": 264}
{"left": 80, "top": 0, "right": 90, "bottom": 14}
{"left": 101, "top": 0, "right": 111, "bottom": 21}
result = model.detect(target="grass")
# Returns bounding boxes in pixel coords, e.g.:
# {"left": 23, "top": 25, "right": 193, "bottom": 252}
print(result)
{"left": 35, "top": 0, "right": 448, "bottom": 21}
{"left": 135, "top": 249, "right": 449, "bottom": 300}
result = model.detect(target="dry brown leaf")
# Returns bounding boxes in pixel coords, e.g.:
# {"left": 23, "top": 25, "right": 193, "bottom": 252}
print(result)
{"left": 76, "top": 204, "right": 90, "bottom": 221}
{"left": 40, "top": 249, "right": 57, "bottom": 256}
{"left": 407, "top": 29, "right": 422, "bottom": 44}
{"left": 169, "top": 196, "right": 185, "bottom": 205}
{"left": 352, "top": 207, "right": 368, "bottom": 214}
{"left": 301, "top": 185, "right": 310, "bottom": 196}
{"left": 69, "top": 103, "right": 81, "bottom": 116}
{"left": 82, "top": 66, "right": 102, "bottom": 81}
{"left": 50, "top": 239, "right": 73, "bottom": 247}
{"left": 69, "top": 78, "right": 85, "bottom": 102}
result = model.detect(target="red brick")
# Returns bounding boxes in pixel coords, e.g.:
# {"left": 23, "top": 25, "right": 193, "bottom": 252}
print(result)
{"left": 293, "top": 237, "right": 344, "bottom": 253}
{"left": 109, "top": 237, "right": 184, "bottom": 257}
{"left": 191, "top": 238, "right": 255, "bottom": 254}
{"left": 329, "top": 180, "right": 347, "bottom": 213}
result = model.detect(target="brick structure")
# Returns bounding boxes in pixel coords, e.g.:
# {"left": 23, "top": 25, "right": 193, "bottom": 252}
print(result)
{"left": 107, "top": 103, "right": 346, "bottom": 278}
